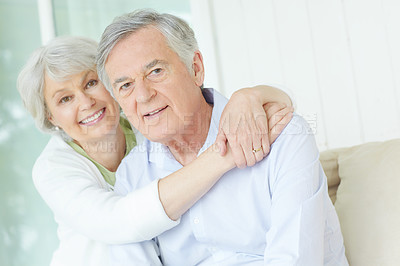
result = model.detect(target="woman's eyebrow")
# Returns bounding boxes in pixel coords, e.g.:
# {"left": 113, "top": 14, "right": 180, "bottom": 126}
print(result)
{"left": 79, "top": 71, "right": 91, "bottom": 86}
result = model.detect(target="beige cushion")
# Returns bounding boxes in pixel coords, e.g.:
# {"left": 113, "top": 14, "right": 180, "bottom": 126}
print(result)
{"left": 333, "top": 139, "right": 400, "bottom": 266}
{"left": 320, "top": 148, "right": 345, "bottom": 204}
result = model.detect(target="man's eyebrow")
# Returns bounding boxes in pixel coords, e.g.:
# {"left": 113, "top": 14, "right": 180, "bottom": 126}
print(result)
{"left": 144, "top": 59, "right": 167, "bottom": 70}
{"left": 112, "top": 59, "right": 168, "bottom": 87}
{"left": 113, "top": 76, "right": 129, "bottom": 87}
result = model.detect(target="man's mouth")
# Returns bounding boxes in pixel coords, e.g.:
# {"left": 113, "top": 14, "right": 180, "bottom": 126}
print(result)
{"left": 144, "top": 106, "right": 168, "bottom": 118}
{"left": 80, "top": 108, "right": 105, "bottom": 125}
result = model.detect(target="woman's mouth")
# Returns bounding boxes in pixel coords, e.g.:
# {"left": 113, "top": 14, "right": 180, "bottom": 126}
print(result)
{"left": 80, "top": 108, "right": 106, "bottom": 125}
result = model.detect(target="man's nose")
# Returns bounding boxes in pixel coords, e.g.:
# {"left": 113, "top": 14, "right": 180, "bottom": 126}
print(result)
{"left": 135, "top": 79, "right": 156, "bottom": 103}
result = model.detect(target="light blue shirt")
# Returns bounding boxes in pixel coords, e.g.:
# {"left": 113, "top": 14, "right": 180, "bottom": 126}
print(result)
{"left": 112, "top": 89, "right": 348, "bottom": 265}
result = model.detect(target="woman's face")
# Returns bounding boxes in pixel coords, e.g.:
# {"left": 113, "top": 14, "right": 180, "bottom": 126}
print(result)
{"left": 44, "top": 70, "right": 120, "bottom": 145}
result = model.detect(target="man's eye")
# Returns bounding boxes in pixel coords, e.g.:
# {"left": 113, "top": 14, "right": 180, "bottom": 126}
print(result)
{"left": 86, "top": 79, "right": 98, "bottom": 89}
{"left": 120, "top": 82, "right": 132, "bottom": 90}
{"left": 59, "top": 96, "right": 72, "bottom": 104}
{"left": 151, "top": 68, "right": 163, "bottom": 75}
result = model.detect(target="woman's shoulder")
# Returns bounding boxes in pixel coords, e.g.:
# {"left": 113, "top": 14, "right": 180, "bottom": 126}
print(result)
{"left": 32, "top": 135, "right": 103, "bottom": 186}
{"left": 34, "top": 135, "right": 78, "bottom": 163}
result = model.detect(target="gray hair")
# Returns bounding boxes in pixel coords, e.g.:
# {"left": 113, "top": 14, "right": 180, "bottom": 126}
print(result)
{"left": 17, "top": 36, "right": 98, "bottom": 139}
{"left": 96, "top": 9, "right": 199, "bottom": 93}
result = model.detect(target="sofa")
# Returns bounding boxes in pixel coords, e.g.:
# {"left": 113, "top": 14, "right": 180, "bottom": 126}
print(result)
{"left": 320, "top": 138, "right": 400, "bottom": 266}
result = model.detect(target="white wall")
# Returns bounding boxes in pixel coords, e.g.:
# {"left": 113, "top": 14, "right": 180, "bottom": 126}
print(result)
{"left": 191, "top": 0, "right": 400, "bottom": 150}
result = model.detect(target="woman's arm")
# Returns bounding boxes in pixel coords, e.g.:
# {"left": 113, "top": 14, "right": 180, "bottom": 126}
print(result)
{"left": 216, "top": 85, "right": 293, "bottom": 168}
{"left": 158, "top": 143, "right": 233, "bottom": 221}
{"left": 34, "top": 86, "right": 292, "bottom": 244}
{"left": 234, "top": 85, "right": 292, "bottom": 107}
{"left": 33, "top": 140, "right": 233, "bottom": 244}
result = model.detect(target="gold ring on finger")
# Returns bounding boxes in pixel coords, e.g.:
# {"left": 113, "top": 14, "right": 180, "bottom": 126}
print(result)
{"left": 252, "top": 147, "right": 262, "bottom": 153}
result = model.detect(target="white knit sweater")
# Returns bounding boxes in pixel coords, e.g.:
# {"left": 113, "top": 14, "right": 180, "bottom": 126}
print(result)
{"left": 33, "top": 135, "right": 178, "bottom": 266}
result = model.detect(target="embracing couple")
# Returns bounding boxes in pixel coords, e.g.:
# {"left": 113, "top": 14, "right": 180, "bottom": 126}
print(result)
{"left": 18, "top": 9, "right": 347, "bottom": 266}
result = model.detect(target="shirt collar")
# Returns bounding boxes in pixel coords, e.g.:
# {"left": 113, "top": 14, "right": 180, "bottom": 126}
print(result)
{"left": 148, "top": 140, "right": 179, "bottom": 170}
{"left": 197, "top": 88, "right": 228, "bottom": 155}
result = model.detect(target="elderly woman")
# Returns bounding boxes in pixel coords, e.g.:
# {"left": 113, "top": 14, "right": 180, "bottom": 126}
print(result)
{"left": 17, "top": 36, "right": 292, "bottom": 266}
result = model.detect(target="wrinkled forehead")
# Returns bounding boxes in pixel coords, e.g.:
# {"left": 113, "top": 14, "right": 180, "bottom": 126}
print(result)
{"left": 107, "top": 27, "right": 171, "bottom": 64}
{"left": 105, "top": 28, "right": 180, "bottom": 81}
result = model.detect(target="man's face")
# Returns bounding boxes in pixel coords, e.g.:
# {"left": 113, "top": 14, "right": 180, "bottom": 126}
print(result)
{"left": 105, "top": 26, "right": 205, "bottom": 143}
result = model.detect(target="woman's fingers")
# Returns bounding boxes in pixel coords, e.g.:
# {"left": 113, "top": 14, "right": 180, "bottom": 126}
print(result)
{"left": 264, "top": 102, "right": 288, "bottom": 120}
{"left": 220, "top": 105, "right": 293, "bottom": 167}
{"left": 218, "top": 90, "right": 293, "bottom": 168}
{"left": 255, "top": 113, "right": 270, "bottom": 156}
{"left": 269, "top": 110, "right": 293, "bottom": 143}
{"left": 227, "top": 134, "right": 247, "bottom": 168}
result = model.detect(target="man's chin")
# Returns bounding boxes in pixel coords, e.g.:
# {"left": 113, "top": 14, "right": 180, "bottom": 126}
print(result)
{"left": 140, "top": 126, "right": 176, "bottom": 141}
{"left": 143, "top": 132, "right": 167, "bottom": 143}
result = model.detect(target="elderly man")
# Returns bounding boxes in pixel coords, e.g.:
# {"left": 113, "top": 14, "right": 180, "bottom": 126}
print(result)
{"left": 97, "top": 10, "right": 348, "bottom": 266}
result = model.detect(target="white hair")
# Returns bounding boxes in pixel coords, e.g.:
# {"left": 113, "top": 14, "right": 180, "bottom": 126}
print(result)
{"left": 17, "top": 36, "right": 98, "bottom": 139}
{"left": 96, "top": 9, "right": 199, "bottom": 94}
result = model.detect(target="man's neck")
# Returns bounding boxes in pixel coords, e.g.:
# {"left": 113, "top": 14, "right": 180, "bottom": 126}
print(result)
{"left": 166, "top": 102, "right": 213, "bottom": 166}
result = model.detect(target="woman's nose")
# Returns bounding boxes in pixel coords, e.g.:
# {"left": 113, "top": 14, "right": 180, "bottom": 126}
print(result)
{"left": 78, "top": 92, "right": 96, "bottom": 111}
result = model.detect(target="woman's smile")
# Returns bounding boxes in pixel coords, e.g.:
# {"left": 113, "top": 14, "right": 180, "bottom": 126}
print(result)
{"left": 80, "top": 107, "right": 106, "bottom": 126}
{"left": 44, "top": 70, "right": 121, "bottom": 143}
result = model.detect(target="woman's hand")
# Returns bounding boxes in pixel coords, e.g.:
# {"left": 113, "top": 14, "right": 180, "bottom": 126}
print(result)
{"left": 264, "top": 102, "right": 294, "bottom": 145}
{"left": 216, "top": 86, "right": 293, "bottom": 168}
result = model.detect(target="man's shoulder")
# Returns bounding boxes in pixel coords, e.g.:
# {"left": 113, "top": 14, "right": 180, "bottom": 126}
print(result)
{"left": 281, "top": 113, "right": 314, "bottom": 136}
{"left": 268, "top": 113, "right": 319, "bottom": 161}
{"left": 270, "top": 113, "right": 317, "bottom": 150}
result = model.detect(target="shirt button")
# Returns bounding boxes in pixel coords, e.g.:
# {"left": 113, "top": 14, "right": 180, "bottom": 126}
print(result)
{"left": 193, "top": 217, "right": 200, "bottom": 224}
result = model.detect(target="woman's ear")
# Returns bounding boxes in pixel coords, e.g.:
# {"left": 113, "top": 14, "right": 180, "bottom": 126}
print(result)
{"left": 192, "top": 50, "right": 205, "bottom": 87}
{"left": 47, "top": 113, "right": 58, "bottom": 128}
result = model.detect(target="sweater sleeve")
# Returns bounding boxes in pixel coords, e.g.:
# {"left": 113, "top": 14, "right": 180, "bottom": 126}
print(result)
{"left": 32, "top": 139, "right": 179, "bottom": 245}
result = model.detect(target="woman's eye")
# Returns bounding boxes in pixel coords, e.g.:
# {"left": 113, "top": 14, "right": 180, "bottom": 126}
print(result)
{"left": 59, "top": 96, "right": 72, "bottom": 104}
{"left": 86, "top": 79, "right": 98, "bottom": 89}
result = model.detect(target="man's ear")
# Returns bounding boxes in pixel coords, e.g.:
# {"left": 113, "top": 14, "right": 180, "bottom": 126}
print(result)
{"left": 192, "top": 50, "right": 205, "bottom": 87}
